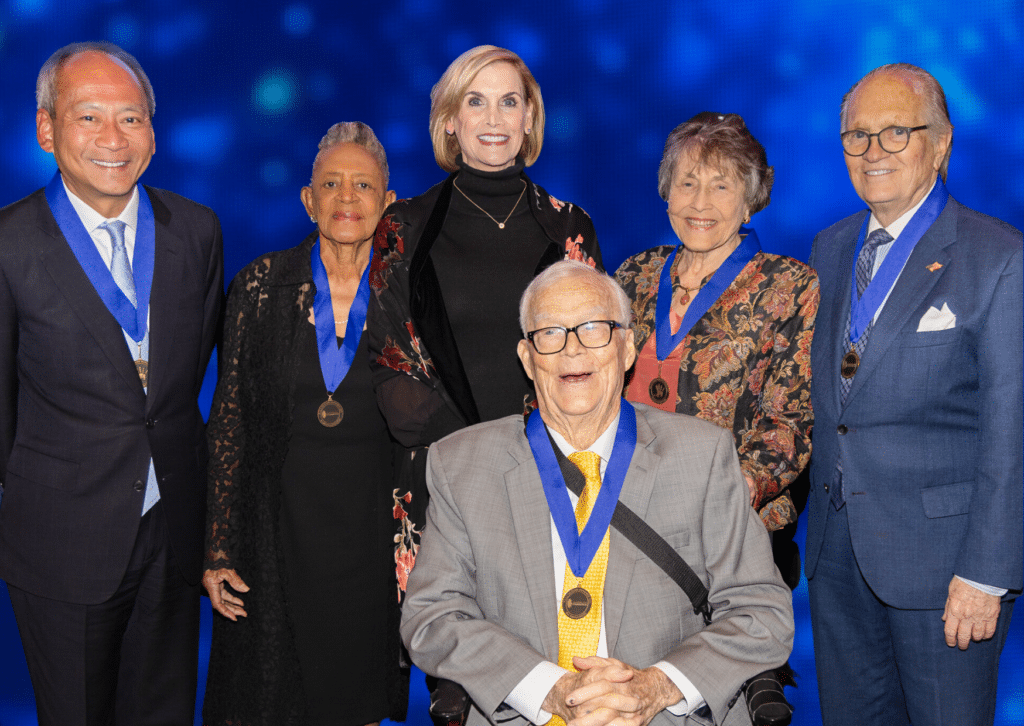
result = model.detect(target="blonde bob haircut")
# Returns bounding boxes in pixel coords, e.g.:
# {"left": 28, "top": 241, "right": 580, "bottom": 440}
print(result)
{"left": 429, "top": 45, "right": 545, "bottom": 172}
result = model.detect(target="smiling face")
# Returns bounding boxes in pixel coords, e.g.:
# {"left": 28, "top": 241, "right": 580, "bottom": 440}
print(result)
{"left": 446, "top": 61, "right": 531, "bottom": 172}
{"left": 36, "top": 50, "right": 155, "bottom": 218}
{"left": 843, "top": 73, "right": 951, "bottom": 227}
{"left": 517, "top": 273, "right": 635, "bottom": 440}
{"left": 301, "top": 142, "right": 396, "bottom": 251}
{"left": 667, "top": 152, "right": 749, "bottom": 256}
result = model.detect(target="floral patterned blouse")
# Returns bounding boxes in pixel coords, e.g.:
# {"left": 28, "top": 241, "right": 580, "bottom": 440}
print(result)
{"left": 616, "top": 245, "right": 819, "bottom": 531}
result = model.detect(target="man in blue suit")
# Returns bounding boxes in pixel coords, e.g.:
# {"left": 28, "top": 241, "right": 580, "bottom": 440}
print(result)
{"left": 805, "top": 63, "right": 1021, "bottom": 726}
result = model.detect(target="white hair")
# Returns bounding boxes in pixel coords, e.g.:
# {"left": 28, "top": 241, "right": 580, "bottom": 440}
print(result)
{"left": 519, "top": 261, "right": 631, "bottom": 335}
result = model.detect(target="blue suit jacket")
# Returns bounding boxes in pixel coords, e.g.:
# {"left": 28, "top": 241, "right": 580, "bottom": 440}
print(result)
{"left": 805, "top": 195, "right": 1022, "bottom": 609}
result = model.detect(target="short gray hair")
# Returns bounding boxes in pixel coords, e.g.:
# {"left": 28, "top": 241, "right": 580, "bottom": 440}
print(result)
{"left": 37, "top": 42, "right": 155, "bottom": 118}
{"left": 657, "top": 112, "right": 773, "bottom": 215}
{"left": 519, "top": 261, "right": 631, "bottom": 335}
{"left": 840, "top": 63, "right": 953, "bottom": 182}
{"left": 311, "top": 121, "right": 390, "bottom": 187}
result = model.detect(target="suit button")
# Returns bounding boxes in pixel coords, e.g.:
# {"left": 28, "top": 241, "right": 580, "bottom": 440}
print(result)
{"left": 133, "top": 480, "right": 144, "bottom": 492}
{"left": 837, "top": 424, "right": 848, "bottom": 434}
{"left": 824, "top": 483, "right": 830, "bottom": 492}
{"left": 145, "top": 418, "right": 156, "bottom": 429}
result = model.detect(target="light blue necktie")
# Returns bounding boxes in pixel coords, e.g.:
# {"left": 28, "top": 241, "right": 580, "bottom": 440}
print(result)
{"left": 100, "top": 220, "right": 160, "bottom": 515}
{"left": 101, "top": 220, "right": 136, "bottom": 307}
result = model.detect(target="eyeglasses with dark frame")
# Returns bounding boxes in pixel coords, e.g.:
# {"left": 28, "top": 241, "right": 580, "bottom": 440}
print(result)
{"left": 841, "top": 125, "right": 929, "bottom": 156}
{"left": 525, "top": 320, "right": 623, "bottom": 355}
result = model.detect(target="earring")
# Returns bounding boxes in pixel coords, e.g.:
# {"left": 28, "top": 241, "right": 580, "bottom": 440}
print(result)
{"left": 744, "top": 214, "right": 751, "bottom": 225}
{"left": 525, "top": 128, "right": 531, "bottom": 134}
{"left": 310, "top": 215, "right": 317, "bottom": 223}
{"left": 445, "top": 128, "right": 454, "bottom": 136}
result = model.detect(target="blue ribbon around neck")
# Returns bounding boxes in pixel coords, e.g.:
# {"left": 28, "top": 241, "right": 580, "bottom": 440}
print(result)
{"left": 848, "top": 176, "right": 948, "bottom": 344}
{"left": 45, "top": 172, "right": 154, "bottom": 343}
{"left": 655, "top": 227, "right": 761, "bottom": 360}
{"left": 310, "top": 240, "right": 373, "bottom": 394}
{"left": 526, "top": 399, "right": 637, "bottom": 578}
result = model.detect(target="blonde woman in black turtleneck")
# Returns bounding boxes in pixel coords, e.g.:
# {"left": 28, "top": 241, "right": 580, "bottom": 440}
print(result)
{"left": 367, "top": 43, "right": 602, "bottom": 722}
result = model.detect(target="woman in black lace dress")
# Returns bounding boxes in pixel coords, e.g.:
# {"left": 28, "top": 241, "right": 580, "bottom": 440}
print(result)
{"left": 202, "top": 122, "right": 406, "bottom": 726}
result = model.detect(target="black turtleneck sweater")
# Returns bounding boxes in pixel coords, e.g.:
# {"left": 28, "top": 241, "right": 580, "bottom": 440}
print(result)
{"left": 431, "top": 159, "right": 551, "bottom": 421}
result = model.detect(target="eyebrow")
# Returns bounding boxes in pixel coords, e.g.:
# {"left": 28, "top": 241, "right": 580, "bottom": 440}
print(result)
{"left": 465, "top": 90, "right": 523, "bottom": 100}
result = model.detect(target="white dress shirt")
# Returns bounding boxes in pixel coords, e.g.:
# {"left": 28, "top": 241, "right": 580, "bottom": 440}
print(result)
{"left": 504, "top": 412, "right": 703, "bottom": 723}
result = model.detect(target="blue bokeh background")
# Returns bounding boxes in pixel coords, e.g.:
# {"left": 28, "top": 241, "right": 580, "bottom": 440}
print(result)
{"left": 0, "top": 1, "right": 1021, "bottom": 724}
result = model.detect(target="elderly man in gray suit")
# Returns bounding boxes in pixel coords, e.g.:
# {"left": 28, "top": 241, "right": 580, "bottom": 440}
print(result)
{"left": 401, "top": 260, "right": 793, "bottom": 726}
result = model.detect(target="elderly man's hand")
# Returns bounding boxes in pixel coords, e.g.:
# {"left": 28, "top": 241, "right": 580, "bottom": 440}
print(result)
{"left": 942, "top": 576, "right": 1001, "bottom": 650}
{"left": 542, "top": 658, "right": 635, "bottom": 723}
{"left": 543, "top": 656, "right": 683, "bottom": 726}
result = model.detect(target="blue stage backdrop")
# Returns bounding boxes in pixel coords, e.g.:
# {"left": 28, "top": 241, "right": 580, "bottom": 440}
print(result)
{"left": 0, "top": 1, "right": 1021, "bottom": 725}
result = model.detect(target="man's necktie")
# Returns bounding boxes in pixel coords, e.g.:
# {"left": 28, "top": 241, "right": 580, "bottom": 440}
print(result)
{"left": 551, "top": 451, "right": 609, "bottom": 726}
{"left": 833, "top": 227, "right": 893, "bottom": 508}
{"left": 102, "top": 220, "right": 136, "bottom": 307}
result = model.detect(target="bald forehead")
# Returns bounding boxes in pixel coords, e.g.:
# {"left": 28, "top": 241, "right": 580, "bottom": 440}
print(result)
{"left": 527, "top": 274, "right": 614, "bottom": 326}
{"left": 846, "top": 72, "right": 923, "bottom": 124}
{"left": 57, "top": 51, "right": 144, "bottom": 95}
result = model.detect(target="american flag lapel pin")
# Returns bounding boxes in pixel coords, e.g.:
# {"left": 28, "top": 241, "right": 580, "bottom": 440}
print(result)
{"left": 927, "top": 262, "right": 943, "bottom": 272}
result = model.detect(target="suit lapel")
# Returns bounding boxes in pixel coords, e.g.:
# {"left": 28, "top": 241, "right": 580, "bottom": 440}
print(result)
{"left": 846, "top": 202, "right": 957, "bottom": 402}
{"left": 822, "top": 215, "right": 862, "bottom": 413}
{"left": 146, "top": 193, "right": 186, "bottom": 406}
{"left": 505, "top": 429, "right": 560, "bottom": 661}
{"left": 35, "top": 202, "right": 145, "bottom": 400}
{"left": 603, "top": 411, "right": 659, "bottom": 655}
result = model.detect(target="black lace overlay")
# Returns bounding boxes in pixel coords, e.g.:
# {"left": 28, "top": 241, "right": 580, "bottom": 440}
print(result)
{"left": 203, "top": 232, "right": 407, "bottom": 725}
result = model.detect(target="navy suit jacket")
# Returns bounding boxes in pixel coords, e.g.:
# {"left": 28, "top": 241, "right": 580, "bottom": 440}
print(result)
{"left": 0, "top": 186, "right": 223, "bottom": 604}
{"left": 805, "top": 195, "right": 1022, "bottom": 609}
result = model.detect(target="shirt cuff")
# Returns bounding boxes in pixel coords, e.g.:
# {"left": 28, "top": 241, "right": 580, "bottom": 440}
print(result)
{"left": 955, "top": 575, "right": 1008, "bottom": 597}
{"left": 504, "top": 661, "right": 569, "bottom": 724}
{"left": 653, "top": 661, "right": 705, "bottom": 716}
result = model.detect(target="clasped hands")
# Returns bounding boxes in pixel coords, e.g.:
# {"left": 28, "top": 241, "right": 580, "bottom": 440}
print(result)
{"left": 542, "top": 656, "right": 682, "bottom": 726}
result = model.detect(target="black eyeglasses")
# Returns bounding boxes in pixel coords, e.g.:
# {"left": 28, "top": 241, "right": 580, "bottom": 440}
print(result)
{"left": 525, "top": 320, "right": 622, "bottom": 355}
{"left": 841, "top": 125, "right": 928, "bottom": 156}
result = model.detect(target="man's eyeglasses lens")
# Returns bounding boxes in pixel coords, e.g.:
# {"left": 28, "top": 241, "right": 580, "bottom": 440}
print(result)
{"left": 527, "top": 321, "right": 618, "bottom": 354}
{"left": 841, "top": 125, "right": 928, "bottom": 156}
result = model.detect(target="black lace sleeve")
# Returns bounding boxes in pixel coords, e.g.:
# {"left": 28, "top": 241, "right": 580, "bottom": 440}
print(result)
{"left": 204, "top": 260, "right": 265, "bottom": 571}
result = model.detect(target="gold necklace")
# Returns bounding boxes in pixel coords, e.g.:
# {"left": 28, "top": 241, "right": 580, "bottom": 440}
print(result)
{"left": 453, "top": 179, "right": 527, "bottom": 230}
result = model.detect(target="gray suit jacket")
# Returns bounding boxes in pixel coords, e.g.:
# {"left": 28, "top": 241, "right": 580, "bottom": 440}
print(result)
{"left": 401, "top": 404, "right": 793, "bottom": 726}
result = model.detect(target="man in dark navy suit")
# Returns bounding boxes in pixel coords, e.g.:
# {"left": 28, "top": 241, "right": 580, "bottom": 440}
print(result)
{"left": 806, "top": 63, "right": 1021, "bottom": 726}
{"left": 0, "top": 42, "right": 222, "bottom": 725}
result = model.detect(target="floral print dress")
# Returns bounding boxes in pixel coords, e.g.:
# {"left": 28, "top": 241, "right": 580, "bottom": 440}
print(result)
{"left": 616, "top": 245, "right": 819, "bottom": 530}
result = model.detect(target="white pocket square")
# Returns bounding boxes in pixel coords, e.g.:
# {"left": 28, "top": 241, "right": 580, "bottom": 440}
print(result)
{"left": 917, "top": 302, "right": 956, "bottom": 332}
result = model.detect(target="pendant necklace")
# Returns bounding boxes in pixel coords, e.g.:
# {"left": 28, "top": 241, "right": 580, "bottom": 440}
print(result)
{"left": 453, "top": 179, "right": 527, "bottom": 230}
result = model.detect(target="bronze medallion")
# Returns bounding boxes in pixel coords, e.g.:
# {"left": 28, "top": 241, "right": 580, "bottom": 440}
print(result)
{"left": 561, "top": 586, "right": 592, "bottom": 620}
{"left": 840, "top": 350, "right": 860, "bottom": 379}
{"left": 135, "top": 359, "right": 149, "bottom": 388}
{"left": 648, "top": 377, "right": 670, "bottom": 405}
{"left": 317, "top": 398, "right": 344, "bottom": 427}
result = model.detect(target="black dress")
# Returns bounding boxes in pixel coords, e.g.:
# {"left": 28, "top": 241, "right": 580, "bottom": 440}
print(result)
{"left": 203, "top": 235, "right": 407, "bottom": 726}
{"left": 279, "top": 326, "right": 396, "bottom": 725}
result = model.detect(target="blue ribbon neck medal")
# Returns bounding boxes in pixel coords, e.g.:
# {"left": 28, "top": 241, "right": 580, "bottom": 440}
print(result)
{"left": 45, "top": 173, "right": 155, "bottom": 386}
{"left": 310, "top": 240, "right": 374, "bottom": 427}
{"left": 526, "top": 400, "right": 638, "bottom": 583}
{"left": 841, "top": 177, "right": 948, "bottom": 378}
{"left": 650, "top": 228, "right": 761, "bottom": 403}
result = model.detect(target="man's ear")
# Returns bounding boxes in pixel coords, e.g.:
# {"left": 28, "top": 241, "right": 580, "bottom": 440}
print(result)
{"left": 517, "top": 339, "right": 535, "bottom": 382}
{"left": 36, "top": 109, "right": 55, "bottom": 153}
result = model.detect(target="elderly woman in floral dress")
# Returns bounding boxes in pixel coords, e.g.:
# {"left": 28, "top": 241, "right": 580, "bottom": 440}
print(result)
{"left": 617, "top": 112, "right": 818, "bottom": 533}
